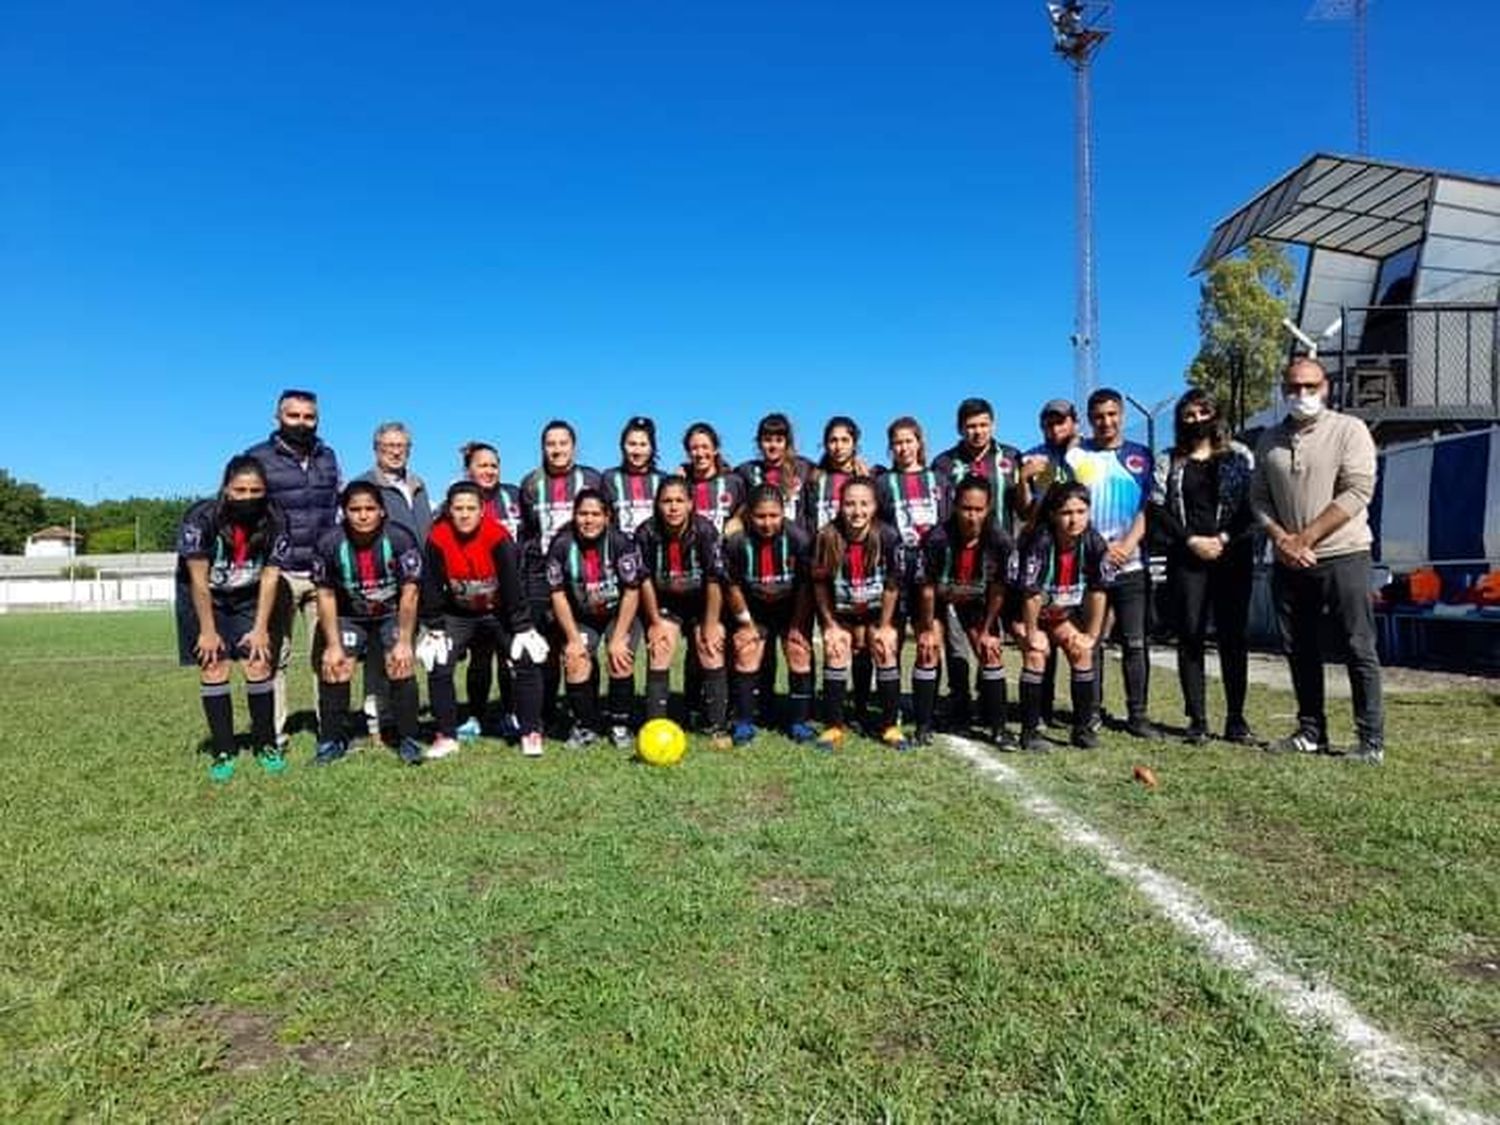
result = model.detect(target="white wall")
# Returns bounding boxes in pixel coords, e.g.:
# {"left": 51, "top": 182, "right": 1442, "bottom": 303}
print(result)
{"left": 0, "top": 576, "right": 177, "bottom": 612}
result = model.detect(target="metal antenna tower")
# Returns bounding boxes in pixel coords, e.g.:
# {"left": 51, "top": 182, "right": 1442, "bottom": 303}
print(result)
{"left": 1046, "top": 2, "right": 1110, "bottom": 406}
{"left": 1308, "top": 0, "right": 1370, "bottom": 155}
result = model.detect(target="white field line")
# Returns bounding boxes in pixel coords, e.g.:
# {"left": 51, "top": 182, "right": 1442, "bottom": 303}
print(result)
{"left": 940, "top": 734, "right": 1496, "bottom": 1125}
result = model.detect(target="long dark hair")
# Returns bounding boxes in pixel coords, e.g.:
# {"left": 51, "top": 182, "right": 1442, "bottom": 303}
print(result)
{"left": 682, "top": 421, "right": 733, "bottom": 478}
{"left": 946, "top": 474, "right": 993, "bottom": 539}
{"left": 814, "top": 475, "right": 883, "bottom": 579}
{"left": 886, "top": 415, "right": 928, "bottom": 468}
{"left": 619, "top": 415, "right": 659, "bottom": 470}
{"left": 650, "top": 475, "right": 693, "bottom": 538}
{"left": 819, "top": 415, "right": 861, "bottom": 472}
{"left": 1171, "top": 388, "right": 1231, "bottom": 457}
{"left": 1039, "top": 480, "right": 1091, "bottom": 536}
{"left": 755, "top": 413, "right": 803, "bottom": 490}
{"left": 214, "top": 455, "right": 278, "bottom": 556}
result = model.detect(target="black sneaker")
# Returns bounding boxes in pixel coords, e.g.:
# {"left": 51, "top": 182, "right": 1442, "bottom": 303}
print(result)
{"left": 992, "top": 727, "right": 1020, "bottom": 752}
{"left": 1222, "top": 718, "right": 1258, "bottom": 746}
{"left": 1268, "top": 730, "right": 1330, "bottom": 755}
{"left": 1071, "top": 725, "right": 1099, "bottom": 750}
{"left": 1346, "top": 742, "right": 1384, "bottom": 766}
{"left": 1183, "top": 722, "right": 1210, "bottom": 747}
{"left": 1124, "top": 715, "right": 1161, "bottom": 741}
{"left": 1020, "top": 728, "right": 1049, "bottom": 753}
{"left": 912, "top": 726, "right": 934, "bottom": 747}
{"left": 396, "top": 737, "right": 425, "bottom": 766}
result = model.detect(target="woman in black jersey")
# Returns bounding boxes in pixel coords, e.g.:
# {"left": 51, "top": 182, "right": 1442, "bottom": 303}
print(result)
{"left": 310, "top": 481, "right": 426, "bottom": 767}
{"left": 723, "top": 485, "right": 817, "bottom": 743}
{"left": 736, "top": 413, "right": 814, "bottom": 523}
{"left": 1012, "top": 482, "right": 1113, "bottom": 751}
{"left": 911, "top": 475, "right": 1013, "bottom": 747}
{"left": 802, "top": 415, "right": 869, "bottom": 534}
{"left": 547, "top": 488, "right": 644, "bottom": 749}
{"left": 603, "top": 416, "right": 665, "bottom": 536}
{"left": 681, "top": 422, "right": 746, "bottom": 534}
{"left": 636, "top": 477, "right": 730, "bottom": 744}
{"left": 811, "top": 476, "right": 907, "bottom": 751}
{"left": 175, "top": 455, "right": 292, "bottom": 782}
{"left": 1149, "top": 389, "right": 1257, "bottom": 745}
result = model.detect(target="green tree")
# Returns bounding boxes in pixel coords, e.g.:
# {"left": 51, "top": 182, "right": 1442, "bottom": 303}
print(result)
{"left": 1187, "top": 238, "right": 1297, "bottom": 420}
{"left": 0, "top": 469, "right": 48, "bottom": 555}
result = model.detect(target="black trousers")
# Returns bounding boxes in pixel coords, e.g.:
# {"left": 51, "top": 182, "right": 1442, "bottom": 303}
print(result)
{"left": 1273, "top": 551, "right": 1384, "bottom": 748}
{"left": 1106, "top": 567, "right": 1152, "bottom": 720}
{"left": 1169, "top": 547, "right": 1251, "bottom": 726}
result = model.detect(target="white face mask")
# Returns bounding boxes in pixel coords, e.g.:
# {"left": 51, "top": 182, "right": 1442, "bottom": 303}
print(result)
{"left": 1285, "top": 390, "right": 1324, "bottom": 421}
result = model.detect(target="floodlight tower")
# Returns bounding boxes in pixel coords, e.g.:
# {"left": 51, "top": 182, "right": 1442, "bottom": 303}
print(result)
{"left": 1046, "top": 1, "right": 1110, "bottom": 407}
{"left": 1308, "top": 0, "right": 1370, "bottom": 155}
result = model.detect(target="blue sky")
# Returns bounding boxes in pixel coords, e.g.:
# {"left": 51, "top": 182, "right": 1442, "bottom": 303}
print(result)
{"left": 4, "top": 1, "right": 1496, "bottom": 500}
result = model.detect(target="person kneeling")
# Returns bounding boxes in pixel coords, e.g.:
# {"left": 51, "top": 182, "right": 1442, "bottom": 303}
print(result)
{"left": 421, "top": 481, "right": 548, "bottom": 760}
{"left": 1012, "top": 482, "right": 1112, "bottom": 751}
{"left": 310, "top": 482, "right": 425, "bottom": 766}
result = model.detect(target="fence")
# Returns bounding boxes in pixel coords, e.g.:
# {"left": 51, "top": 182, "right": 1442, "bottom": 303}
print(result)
{"left": 0, "top": 575, "right": 177, "bottom": 612}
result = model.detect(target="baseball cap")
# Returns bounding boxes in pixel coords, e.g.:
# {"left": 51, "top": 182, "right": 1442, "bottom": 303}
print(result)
{"left": 1039, "top": 398, "right": 1076, "bottom": 420}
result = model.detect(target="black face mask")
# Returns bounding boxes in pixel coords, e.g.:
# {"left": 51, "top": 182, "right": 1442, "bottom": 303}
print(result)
{"left": 224, "top": 497, "right": 267, "bottom": 525}
{"left": 1181, "top": 419, "right": 1214, "bottom": 444}
{"left": 279, "top": 423, "right": 317, "bottom": 450}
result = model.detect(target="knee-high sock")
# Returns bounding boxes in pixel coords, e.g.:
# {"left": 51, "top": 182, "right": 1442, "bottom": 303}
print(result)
{"left": 429, "top": 665, "right": 459, "bottom": 736}
{"left": 788, "top": 670, "right": 814, "bottom": 726}
{"left": 246, "top": 678, "right": 276, "bottom": 748}
{"left": 1071, "top": 667, "right": 1098, "bottom": 732}
{"left": 510, "top": 659, "right": 543, "bottom": 736}
{"left": 823, "top": 664, "right": 849, "bottom": 728}
{"left": 703, "top": 666, "right": 728, "bottom": 730}
{"left": 566, "top": 678, "right": 599, "bottom": 730}
{"left": 391, "top": 676, "right": 420, "bottom": 740}
{"left": 732, "top": 670, "right": 757, "bottom": 725}
{"left": 318, "top": 680, "right": 352, "bottom": 743}
{"left": 852, "top": 651, "right": 873, "bottom": 717}
{"left": 757, "top": 644, "right": 779, "bottom": 723}
{"left": 1041, "top": 648, "right": 1058, "bottom": 722}
{"left": 1019, "top": 669, "right": 1044, "bottom": 733}
{"left": 606, "top": 675, "right": 635, "bottom": 727}
{"left": 947, "top": 654, "right": 972, "bottom": 719}
{"left": 876, "top": 665, "right": 901, "bottom": 727}
{"left": 201, "top": 682, "right": 236, "bottom": 756}
{"left": 645, "top": 668, "right": 671, "bottom": 720}
{"left": 911, "top": 666, "right": 939, "bottom": 731}
{"left": 979, "top": 667, "right": 1008, "bottom": 735}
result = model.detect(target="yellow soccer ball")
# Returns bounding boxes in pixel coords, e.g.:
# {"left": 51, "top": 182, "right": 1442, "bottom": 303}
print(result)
{"left": 637, "top": 718, "right": 688, "bottom": 767}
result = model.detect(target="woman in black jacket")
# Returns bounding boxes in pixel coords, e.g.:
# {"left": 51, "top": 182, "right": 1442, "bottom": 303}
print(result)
{"left": 1149, "top": 389, "right": 1257, "bottom": 746}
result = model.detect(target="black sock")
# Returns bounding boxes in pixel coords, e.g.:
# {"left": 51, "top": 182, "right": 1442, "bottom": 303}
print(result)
{"left": 758, "top": 645, "right": 779, "bottom": 724}
{"left": 852, "top": 651, "right": 873, "bottom": 719}
{"left": 789, "top": 670, "right": 814, "bottom": 726}
{"left": 246, "top": 678, "right": 275, "bottom": 748}
{"left": 876, "top": 665, "right": 901, "bottom": 727}
{"left": 1041, "top": 649, "right": 1058, "bottom": 722}
{"left": 319, "top": 680, "right": 352, "bottom": 744}
{"left": 947, "top": 654, "right": 971, "bottom": 724}
{"left": 511, "top": 659, "right": 544, "bottom": 736}
{"left": 466, "top": 653, "right": 492, "bottom": 722}
{"left": 703, "top": 666, "right": 728, "bottom": 730}
{"left": 607, "top": 675, "right": 635, "bottom": 728}
{"left": 912, "top": 666, "right": 939, "bottom": 730}
{"left": 980, "top": 667, "right": 1008, "bottom": 736}
{"left": 391, "top": 676, "right": 420, "bottom": 740}
{"left": 429, "top": 668, "right": 459, "bottom": 736}
{"left": 1071, "top": 668, "right": 1098, "bottom": 731}
{"left": 498, "top": 663, "right": 515, "bottom": 716}
{"left": 566, "top": 679, "right": 599, "bottom": 730}
{"left": 1019, "top": 670, "right": 1044, "bottom": 733}
{"left": 823, "top": 665, "right": 849, "bottom": 728}
{"left": 732, "top": 670, "right": 757, "bottom": 725}
{"left": 646, "top": 668, "right": 671, "bottom": 720}
{"left": 201, "top": 683, "right": 236, "bottom": 756}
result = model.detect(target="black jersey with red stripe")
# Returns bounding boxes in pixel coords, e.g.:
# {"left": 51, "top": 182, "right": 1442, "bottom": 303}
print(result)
{"left": 545, "top": 526, "right": 643, "bottom": 624}
{"left": 601, "top": 466, "right": 665, "bottom": 536}
{"left": 813, "top": 522, "right": 904, "bottom": 620}
{"left": 634, "top": 515, "right": 723, "bottom": 600}
{"left": 311, "top": 524, "right": 423, "bottom": 619}
{"left": 518, "top": 465, "right": 603, "bottom": 554}
{"left": 918, "top": 523, "right": 1013, "bottom": 607}
{"left": 736, "top": 456, "right": 814, "bottom": 523}
{"left": 723, "top": 523, "right": 810, "bottom": 605}
{"left": 1014, "top": 525, "right": 1114, "bottom": 619}
{"left": 176, "top": 499, "right": 292, "bottom": 607}
{"left": 684, "top": 471, "right": 746, "bottom": 533}
{"left": 876, "top": 467, "right": 948, "bottom": 549}
{"left": 932, "top": 440, "right": 1022, "bottom": 529}
{"left": 801, "top": 467, "right": 857, "bottom": 534}
{"left": 478, "top": 483, "right": 524, "bottom": 540}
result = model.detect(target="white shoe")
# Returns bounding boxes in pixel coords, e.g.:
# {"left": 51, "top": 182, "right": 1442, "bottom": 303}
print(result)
{"left": 521, "top": 732, "right": 545, "bottom": 758}
{"left": 425, "top": 734, "right": 461, "bottom": 761}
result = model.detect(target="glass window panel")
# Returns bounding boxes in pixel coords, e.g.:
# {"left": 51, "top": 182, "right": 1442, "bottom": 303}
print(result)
{"left": 1427, "top": 203, "right": 1500, "bottom": 243}
{"left": 1433, "top": 178, "right": 1500, "bottom": 214}
{"left": 1420, "top": 236, "right": 1500, "bottom": 274}
{"left": 1416, "top": 268, "right": 1500, "bottom": 304}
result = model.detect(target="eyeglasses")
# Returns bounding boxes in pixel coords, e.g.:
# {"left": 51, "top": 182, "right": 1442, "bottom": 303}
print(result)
{"left": 377, "top": 441, "right": 410, "bottom": 451}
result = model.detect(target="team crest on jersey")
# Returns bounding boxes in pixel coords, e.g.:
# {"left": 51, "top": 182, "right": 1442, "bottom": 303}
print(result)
{"left": 1125, "top": 453, "right": 1148, "bottom": 474}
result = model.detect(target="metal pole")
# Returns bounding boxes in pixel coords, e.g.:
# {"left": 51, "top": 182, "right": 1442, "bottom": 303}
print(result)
{"left": 1354, "top": 0, "right": 1369, "bottom": 154}
{"left": 1074, "top": 60, "right": 1099, "bottom": 406}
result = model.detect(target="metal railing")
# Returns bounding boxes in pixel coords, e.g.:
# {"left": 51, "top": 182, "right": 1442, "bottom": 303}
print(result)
{"left": 1321, "top": 303, "right": 1499, "bottom": 415}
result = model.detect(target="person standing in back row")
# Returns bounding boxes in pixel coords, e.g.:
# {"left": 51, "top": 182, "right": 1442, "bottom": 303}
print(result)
{"left": 244, "top": 389, "right": 341, "bottom": 743}
{"left": 1250, "top": 357, "right": 1383, "bottom": 764}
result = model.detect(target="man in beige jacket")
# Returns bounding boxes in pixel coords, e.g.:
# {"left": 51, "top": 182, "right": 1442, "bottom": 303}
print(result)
{"left": 1250, "top": 357, "right": 1383, "bottom": 763}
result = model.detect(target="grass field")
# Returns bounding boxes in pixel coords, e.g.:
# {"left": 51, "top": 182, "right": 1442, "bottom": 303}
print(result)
{"left": 1, "top": 610, "right": 1497, "bottom": 1120}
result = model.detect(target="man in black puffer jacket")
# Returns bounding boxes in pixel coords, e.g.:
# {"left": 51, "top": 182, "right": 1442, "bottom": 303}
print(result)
{"left": 244, "top": 388, "right": 342, "bottom": 742}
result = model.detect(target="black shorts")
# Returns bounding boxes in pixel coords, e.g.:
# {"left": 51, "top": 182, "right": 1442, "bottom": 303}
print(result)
{"left": 746, "top": 595, "right": 802, "bottom": 640}
{"left": 658, "top": 592, "right": 709, "bottom": 626}
{"left": 435, "top": 614, "right": 511, "bottom": 669}
{"left": 312, "top": 616, "right": 403, "bottom": 663}
{"left": 175, "top": 584, "right": 288, "bottom": 667}
{"left": 944, "top": 598, "right": 991, "bottom": 635}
